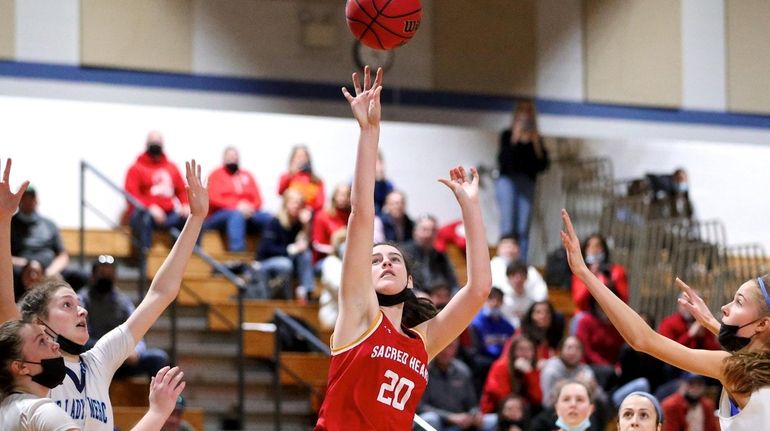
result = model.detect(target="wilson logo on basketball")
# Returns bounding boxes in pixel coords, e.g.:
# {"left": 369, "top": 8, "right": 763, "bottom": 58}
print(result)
{"left": 403, "top": 20, "right": 420, "bottom": 33}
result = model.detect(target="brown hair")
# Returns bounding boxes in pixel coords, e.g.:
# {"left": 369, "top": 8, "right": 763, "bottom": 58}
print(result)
{"left": 722, "top": 274, "right": 770, "bottom": 394}
{"left": 0, "top": 320, "right": 29, "bottom": 397}
{"left": 19, "top": 279, "right": 72, "bottom": 321}
{"left": 506, "top": 335, "right": 537, "bottom": 395}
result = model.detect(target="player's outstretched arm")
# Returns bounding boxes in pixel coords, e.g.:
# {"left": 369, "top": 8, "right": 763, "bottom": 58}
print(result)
{"left": 126, "top": 160, "right": 207, "bottom": 343}
{"left": 561, "top": 209, "right": 728, "bottom": 380}
{"left": 0, "top": 158, "right": 28, "bottom": 322}
{"left": 332, "top": 66, "right": 384, "bottom": 348}
{"left": 129, "top": 366, "right": 186, "bottom": 431}
{"left": 421, "top": 166, "right": 492, "bottom": 360}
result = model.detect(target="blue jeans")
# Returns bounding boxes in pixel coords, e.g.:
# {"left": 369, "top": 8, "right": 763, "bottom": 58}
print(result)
{"left": 253, "top": 251, "right": 314, "bottom": 299}
{"left": 203, "top": 209, "right": 272, "bottom": 252}
{"left": 130, "top": 209, "right": 186, "bottom": 252}
{"left": 495, "top": 173, "right": 535, "bottom": 259}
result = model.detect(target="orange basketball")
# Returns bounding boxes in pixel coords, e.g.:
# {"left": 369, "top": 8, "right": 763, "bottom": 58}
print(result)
{"left": 345, "top": 0, "right": 422, "bottom": 50}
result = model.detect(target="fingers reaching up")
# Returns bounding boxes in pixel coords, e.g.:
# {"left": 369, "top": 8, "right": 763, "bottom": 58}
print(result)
{"left": 438, "top": 166, "right": 480, "bottom": 205}
{"left": 185, "top": 159, "right": 209, "bottom": 218}
{"left": 0, "top": 158, "right": 30, "bottom": 219}
{"left": 148, "top": 366, "right": 186, "bottom": 418}
{"left": 342, "top": 66, "right": 383, "bottom": 129}
{"left": 560, "top": 209, "right": 589, "bottom": 275}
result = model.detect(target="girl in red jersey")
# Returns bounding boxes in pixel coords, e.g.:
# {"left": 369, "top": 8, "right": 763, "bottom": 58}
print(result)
{"left": 314, "top": 67, "right": 492, "bottom": 430}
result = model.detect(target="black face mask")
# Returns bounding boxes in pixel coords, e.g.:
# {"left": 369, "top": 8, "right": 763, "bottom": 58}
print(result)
{"left": 498, "top": 419, "right": 527, "bottom": 430}
{"left": 146, "top": 143, "right": 163, "bottom": 157}
{"left": 225, "top": 163, "right": 239, "bottom": 174}
{"left": 93, "top": 277, "right": 114, "bottom": 294}
{"left": 718, "top": 318, "right": 760, "bottom": 352}
{"left": 683, "top": 392, "right": 701, "bottom": 406}
{"left": 377, "top": 286, "right": 416, "bottom": 307}
{"left": 41, "top": 322, "right": 87, "bottom": 356}
{"left": 21, "top": 357, "right": 66, "bottom": 389}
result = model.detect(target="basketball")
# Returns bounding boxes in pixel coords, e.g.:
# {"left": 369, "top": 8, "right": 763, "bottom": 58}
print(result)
{"left": 345, "top": 0, "right": 422, "bottom": 50}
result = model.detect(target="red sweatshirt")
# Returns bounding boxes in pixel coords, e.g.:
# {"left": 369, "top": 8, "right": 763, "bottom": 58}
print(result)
{"left": 480, "top": 356, "right": 542, "bottom": 413}
{"left": 207, "top": 166, "right": 263, "bottom": 215}
{"left": 571, "top": 263, "right": 628, "bottom": 312}
{"left": 659, "top": 312, "right": 721, "bottom": 350}
{"left": 575, "top": 312, "right": 625, "bottom": 366}
{"left": 312, "top": 207, "right": 350, "bottom": 262}
{"left": 124, "top": 153, "right": 188, "bottom": 213}
{"left": 277, "top": 171, "right": 325, "bottom": 212}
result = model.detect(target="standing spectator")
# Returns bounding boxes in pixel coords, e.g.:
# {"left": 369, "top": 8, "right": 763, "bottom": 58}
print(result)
{"left": 660, "top": 374, "right": 718, "bottom": 431}
{"left": 205, "top": 146, "right": 271, "bottom": 252}
{"left": 277, "top": 145, "right": 325, "bottom": 213}
{"left": 480, "top": 336, "right": 542, "bottom": 416}
{"left": 403, "top": 214, "right": 459, "bottom": 292}
{"left": 125, "top": 131, "right": 189, "bottom": 251}
{"left": 311, "top": 183, "right": 351, "bottom": 264}
{"left": 373, "top": 151, "right": 394, "bottom": 215}
{"left": 380, "top": 190, "right": 414, "bottom": 244}
{"left": 469, "top": 287, "right": 516, "bottom": 391}
{"left": 495, "top": 100, "right": 549, "bottom": 260}
{"left": 418, "top": 338, "right": 484, "bottom": 431}
{"left": 490, "top": 234, "right": 547, "bottom": 305}
{"left": 11, "top": 185, "right": 85, "bottom": 289}
{"left": 252, "top": 188, "right": 314, "bottom": 300}
{"left": 78, "top": 255, "right": 170, "bottom": 379}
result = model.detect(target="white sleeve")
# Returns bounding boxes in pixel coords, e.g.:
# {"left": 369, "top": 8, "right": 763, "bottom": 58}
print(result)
{"left": 527, "top": 266, "right": 548, "bottom": 301}
{"left": 85, "top": 323, "right": 137, "bottom": 378}
{"left": 25, "top": 398, "right": 80, "bottom": 431}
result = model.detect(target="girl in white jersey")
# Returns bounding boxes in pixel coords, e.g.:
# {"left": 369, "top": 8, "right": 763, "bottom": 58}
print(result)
{"left": 561, "top": 209, "right": 770, "bottom": 431}
{"left": 1, "top": 159, "right": 207, "bottom": 431}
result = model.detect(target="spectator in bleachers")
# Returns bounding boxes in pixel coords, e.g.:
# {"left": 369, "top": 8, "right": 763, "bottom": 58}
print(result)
{"left": 11, "top": 185, "right": 86, "bottom": 290}
{"left": 468, "top": 287, "right": 516, "bottom": 393}
{"left": 312, "top": 183, "right": 351, "bottom": 264}
{"left": 380, "top": 190, "right": 414, "bottom": 244}
{"left": 418, "top": 338, "right": 485, "bottom": 431}
{"left": 491, "top": 234, "right": 547, "bottom": 312}
{"left": 660, "top": 373, "right": 718, "bottom": 431}
{"left": 615, "top": 313, "right": 667, "bottom": 404}
{"left": 647, "top": 168, "right": 694, "bottom": 221}
{"left": 575, "top": 297, "right": 625, "bottom": 391}
{"left": 540, "top": 336, "right": 603, "bottom": 408}
{"left": 125, "top": 131, "right": 189, "bottom": 252}
{"left": 403, "top": 214, "right": 459, "bottom": 292}
{"left": 161, "top": 395, "right": 195, "bottom": 431}
{"left": 480, "top": 335, "right": 542, "bottom": 417}
{"left": 205, "top": 146, "right": 271, "bottom": 252}
{"left": 373, "top": 150, "right": 394, "bottom": 215}
{"left": 319, "top": 229, "right": 346, "bottom": 330}
{"left": 435, "top": 219, "right": 466, "bottom": 254}
{"left": 495, "top": 100, "right": 549, "bottom": 261}
{"left": 519, "top": 301, "right": 564, "bottom": 364}
{"left": 495, "top": 394, "right": 529, "bottom": 431}
{"left": 78, "top": 255, "right": 170, "bottom": 378}
{"left": 659, "top": 291, "right": 721, "bottom": 351}
{"left": 502, "top": 261, "right": 539, "bottom": 326}
{"left": 13, "top": 259, "right": 44, "bottom": 301}
{"left": 550, "top": 381, "right": 595, "bottom": 431}
{"left": 252, "top": 188, "right": 314, "bottom": 300}
{"left": 277, "top": 145, "right": 325, "bottom": 213}
{"left": 427, "top": 280, "right": 453, "bottom": 310}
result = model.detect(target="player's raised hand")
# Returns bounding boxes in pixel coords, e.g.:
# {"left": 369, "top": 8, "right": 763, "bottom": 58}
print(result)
{"left": 560, "top": 209, "right": 590, "bottom": 277}
{"left": 0, "top": 159, "right": 29, "bottom": 220}
{"left": 342, "top": 66, "right": 383, "bottom": 130}
{"left": 185, "top": 160, "right": 208, "bottom": 218}
{"left": 438, "top": 166, "right": 480, "bottom": 207}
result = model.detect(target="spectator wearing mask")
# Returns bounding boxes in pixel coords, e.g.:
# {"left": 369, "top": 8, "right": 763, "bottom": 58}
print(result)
{"left": 469, "top": 287, "right": 515, "bottom": 392}
{"left": 403, "top": 214, "right": 459, "bottom": 292}
{"left": 125, "top": 131, "right": 189, "bottom": 252}
{"left": 78, "top": 255, "right": 170, "bottom": 378}
{"left": 490, "top": 234, "right": 547, "bottom": 305}
{"left": 205, "top": 146, "right": 271, "bottom": 252}
{"left": 277, "top": 145, "right": 325, "bottom": 213}
{"left": 496, "top": 394, "right": 529, "bottom": 431}
{"left": 380, "top": 190, "right": 414, "bottom": 244}
{"left": 660, "top": 374, "right": 718, "bottom": 431}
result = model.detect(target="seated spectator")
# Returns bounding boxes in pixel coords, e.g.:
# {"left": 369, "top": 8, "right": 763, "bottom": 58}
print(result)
{"left": 312, "top": 183, "right": 351, "bottom": 264}
{"left": 496, "top": 394, "right": 529, "bottom": 431}
{"left": 480, "top": 335, "right": 542, "bottom": 416}
{"left": 518, "top": 301, "right": 564, "bottom": 363}
{"left": 252, "top": 189, "right": 314, "bottom": 300}
{"left": 501, "top": 261, "right": 538, "bottom": 326}
{"left": 278, "top": 145, "right": 325, "bottom": 213}
{"left": 78, "top": 255, "right": 170, "bottom": 378}
{"left": 659, "top": 292, "right": 721, "bottom": 351}
{"left": 11, "top": 185, "right": 86, "bottom": 290}
{"left": 418, "top": 338, "right": 485, "bottom": 431}
{"left": 204, "top": 146, "right": 271, "bottom": 252}
{"left": 613, "top": 313, "right": 666, "bottom": 401}
{"left": 540, "top": 336, "right": 604, "bottom": 408}
{"left": 647, "top": 168, "right": 693, "bottom": 220}
{"left": 618, "top": 391, "right": 664, "bottom": 431}
{"left": 125, "top": 131, "right": 189, "bottom": 252}
{"left": 469, "top": 287, "right": 515, "bottom": 391}
{"left": 660, "top": 374, "right": 717, "bottom": 431}
{"left": 530, "top": 380, "right": 606, "bottom": 431}
{"left": 550, "top": 381, "right": 595, "bottom": 431}
{"left": 575, "top": 298, "right": 625, "bottom": 390}
{"left": 435, "top": 219, "right": 466, "bottom": 254}
{"left": 403, "top": 214, "right": 459, "bottom": 292}
{"left": 380, "top": 190, "right": 414, "bottom": 244}
{"left": 427, "top": 280, "right": 453, "bottom": 310}
{"left": 13, "top": 259, "right": 44, "bottom": 301}
{"left": 570, "top": 233, "right": 628, "bottom": 314}
{"left": 490, "top": 234, "right": 547, "bottom": 306}
{"left": 162, "top": 395, "right": 195, "bottom": 431}
{"left": 319, "top": 229, "right": 346, "bottom": 330}
{"left": 373, "top": 150, "right": 394, "bottom": 215}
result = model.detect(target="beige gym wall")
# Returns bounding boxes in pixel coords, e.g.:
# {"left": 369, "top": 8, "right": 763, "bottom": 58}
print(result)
{"left": 81, "top": 0, "right": 193, "bottom": 73}
{"left": 433, "top": 0, "right": 536, "bottom": 96}
{"left": 726, "top": 0, "right": 770, "bottom": 114}
{"left": 0, "top": 0, "right": 15, "bottom": 59}
{"left": 585, "top": 0, "right": 682, "bottom": 107}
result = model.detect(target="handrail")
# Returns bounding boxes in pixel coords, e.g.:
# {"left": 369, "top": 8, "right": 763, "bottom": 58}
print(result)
{"left": 78, "top": 160, "right": 249, "bottom": 428}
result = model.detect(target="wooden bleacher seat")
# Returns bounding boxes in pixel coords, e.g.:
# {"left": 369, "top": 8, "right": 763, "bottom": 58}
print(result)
{"left": 177, "top": 275, "right": 239, "bottom": 306}
{"left": 207, "top": 300, "right": 321, "bottom": 332}
{"left": 109, "top": 377, "right": 150, "bottom": 408}
{"left": 61, "top": 228, "right": 133, "bottom": 258}
{"left": 113, "top": 406, "right": 204, "bottom": 431}
{"left": 243, "top": 327, "right": 333, "bottom": 358}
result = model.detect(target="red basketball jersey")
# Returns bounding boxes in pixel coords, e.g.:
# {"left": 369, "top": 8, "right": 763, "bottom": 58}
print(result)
{"left": 315, "top": 312, "right": 429, "bottom": 430}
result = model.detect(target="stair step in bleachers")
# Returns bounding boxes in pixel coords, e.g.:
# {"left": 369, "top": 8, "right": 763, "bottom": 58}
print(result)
{"left": 178, "top": 276, "right": 238, "bottom": 306}
{"left": 61, "top": 228, "right": 133, "bottom": 258}
{"left": 113, "top": 406, "right": 204, "bottom": 431}
{"left": 243, "top": 328, "right": 333, "bottom": 359}
{"left": 207, "top": 300, "right": 320, "bottom": 332}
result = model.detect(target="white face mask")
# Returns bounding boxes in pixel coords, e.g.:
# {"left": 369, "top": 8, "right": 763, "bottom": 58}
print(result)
{"left": 555, "top": 417, "right": 591, "bottom": 431}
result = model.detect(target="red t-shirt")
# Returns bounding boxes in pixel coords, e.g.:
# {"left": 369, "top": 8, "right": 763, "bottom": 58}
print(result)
{"left": 207, "top": 166, "right": 263, "bottom": 215}
{"left": 315, "top": 312, "right": 429, "bottom": 431}
{"left": 571, "top": 263, "right": 628, "bottom": 311}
